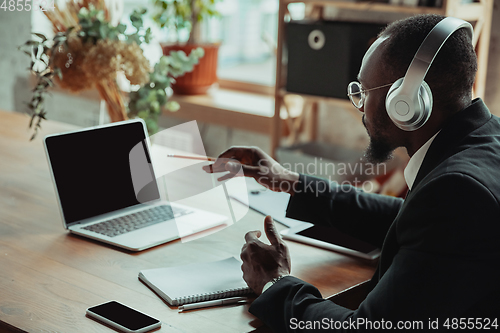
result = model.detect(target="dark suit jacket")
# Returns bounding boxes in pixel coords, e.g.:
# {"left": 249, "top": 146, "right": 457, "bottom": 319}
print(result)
{"left": 249, "top": 98, "right": 500, "bottom": 332}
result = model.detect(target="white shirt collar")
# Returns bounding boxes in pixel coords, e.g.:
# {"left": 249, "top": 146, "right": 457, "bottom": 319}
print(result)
{"left": 404, "top": 132, "right": 440, "bottom": 190}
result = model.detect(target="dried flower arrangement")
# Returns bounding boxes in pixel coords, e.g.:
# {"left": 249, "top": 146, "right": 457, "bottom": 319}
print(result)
{"left": 19, "top": 0, "right": 204, "bottom": 139}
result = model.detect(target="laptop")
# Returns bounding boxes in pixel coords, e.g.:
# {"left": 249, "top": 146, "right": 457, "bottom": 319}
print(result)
{"left": 44, "top": 119, "right": 227, "bottom": 251}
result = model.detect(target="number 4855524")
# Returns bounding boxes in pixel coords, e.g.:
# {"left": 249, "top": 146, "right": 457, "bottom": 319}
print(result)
{"left": 443, "top": 318, "right": 498, "bottom": 330}
{"left": 0, "top": 0, "right": 55, "bottom": 11}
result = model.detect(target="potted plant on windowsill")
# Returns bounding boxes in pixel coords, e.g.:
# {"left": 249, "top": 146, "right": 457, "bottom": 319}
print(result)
{"left": 152, "top": 0, "right": 220, "bottom": 95}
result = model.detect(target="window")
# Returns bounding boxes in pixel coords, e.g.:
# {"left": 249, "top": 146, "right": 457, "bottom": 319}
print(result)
{"left": 211, "top": 1, "right": 305, "bottom": 87}
{"left": 210, "top": 0, "right": 278, "bottom": 86}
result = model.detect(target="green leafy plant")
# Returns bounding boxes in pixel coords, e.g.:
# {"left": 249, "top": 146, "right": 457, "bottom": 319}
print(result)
{"left": 152, "top": 0, "right": 220, "bottom": 44}
{"left": 128, "top": 47, "right": 204, "bottom": 134}
{"left": 19, "top": 6, "right": 152, "bottom": 139}
{"left": 18, "top": 32, "right": 66, "bottom": 140}
{"left": 77, "top": 6, "right": 153, "bottom": 45}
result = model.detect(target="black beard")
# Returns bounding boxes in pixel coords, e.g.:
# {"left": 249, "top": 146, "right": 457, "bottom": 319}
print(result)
{"left": 362, "top": 115, "right": 394, "bottom": 164}
{"left": 364, "top": 136, "right": 394, "bottom": 164}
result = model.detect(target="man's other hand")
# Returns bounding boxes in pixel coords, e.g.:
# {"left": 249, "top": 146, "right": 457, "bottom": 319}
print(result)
{"left": 240, "top": 216, "right": 291, "bottom": 294}
{"left": 202, "top": 146, "right": 299, "bottom": 195}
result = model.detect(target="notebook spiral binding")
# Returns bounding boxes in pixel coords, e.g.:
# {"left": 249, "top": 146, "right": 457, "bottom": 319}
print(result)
{"left": 177, "top": 287, "right": 252, "bottom": 306}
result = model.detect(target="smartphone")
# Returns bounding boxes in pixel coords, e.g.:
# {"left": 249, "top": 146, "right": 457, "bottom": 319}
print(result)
{"left": 86, "top": 300, "right": 161, "bottom": 333}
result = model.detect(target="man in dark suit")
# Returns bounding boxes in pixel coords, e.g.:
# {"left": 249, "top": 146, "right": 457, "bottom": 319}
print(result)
{"left": 205, "top": 14, "right": 500, "bottom": 331}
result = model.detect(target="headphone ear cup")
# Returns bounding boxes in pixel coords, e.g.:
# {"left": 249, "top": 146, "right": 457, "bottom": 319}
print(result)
{"left": 385, "top": 77, "right": 406, "bottom": 124}
{"left": 385, "top": 78, "right": 433, "bottom": 131}
{"left": 419, "top": 80, "right": 433, "bottom": 120}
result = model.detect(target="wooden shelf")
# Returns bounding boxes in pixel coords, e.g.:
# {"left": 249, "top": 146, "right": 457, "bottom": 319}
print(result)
{"left": 279, "top": 89, "right": 353, "bottom": 108}
{"left": 167, "top": 88, "right": 279, "bottom": 135}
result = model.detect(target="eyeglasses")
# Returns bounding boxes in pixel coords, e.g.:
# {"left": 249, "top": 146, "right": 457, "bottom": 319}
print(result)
{"left": 347, "top": 81, "right": 394, "bottom": 109}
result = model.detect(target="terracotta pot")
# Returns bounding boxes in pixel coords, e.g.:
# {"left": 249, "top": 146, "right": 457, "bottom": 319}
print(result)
{"left": 161, "top": 43, "right": 219, "bottom": 95}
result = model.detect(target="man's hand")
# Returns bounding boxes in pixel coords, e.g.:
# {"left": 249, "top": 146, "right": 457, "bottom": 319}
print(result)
{"left": 240, "top": 216, "right": 291, "bottom": 295}
{"left": 202, "top": 146, "right": 299, "bottom": 195}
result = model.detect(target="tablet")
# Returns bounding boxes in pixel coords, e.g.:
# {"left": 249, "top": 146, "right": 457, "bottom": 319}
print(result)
{"left": 281, "top": 224, "right": 380, "bottom": 260}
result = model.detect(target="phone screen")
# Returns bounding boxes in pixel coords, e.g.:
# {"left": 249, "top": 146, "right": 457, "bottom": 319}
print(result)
{"left": 297, "top": 225, "right": 378, "bottom": 254}
{"left": 88, "top": 301, "right": 160, "bottom": 331}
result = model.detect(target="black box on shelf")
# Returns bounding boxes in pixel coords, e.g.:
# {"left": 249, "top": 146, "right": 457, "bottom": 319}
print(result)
{"left": 286, "top": 20, "right": 386, "bottom": 99}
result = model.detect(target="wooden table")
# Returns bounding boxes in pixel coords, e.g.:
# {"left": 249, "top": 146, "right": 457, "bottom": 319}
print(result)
{"left": 0, "top": 110, "right": 376, "bottom": 332}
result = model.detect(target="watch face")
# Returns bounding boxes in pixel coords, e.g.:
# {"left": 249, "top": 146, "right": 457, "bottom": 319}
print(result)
{"left": 263, "top": 275, "right": 289, "bottom": 293}
{"left": 262, "top": 281, "right": 274, "bottom": 293}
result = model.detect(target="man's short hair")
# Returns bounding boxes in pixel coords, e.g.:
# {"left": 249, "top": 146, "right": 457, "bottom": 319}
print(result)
{"left": 379, "top": 14, "right": 477, "bottom": 110}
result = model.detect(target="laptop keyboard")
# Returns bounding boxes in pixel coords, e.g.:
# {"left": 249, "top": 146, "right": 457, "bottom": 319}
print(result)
{"left": 82, "top": 205, "right": 192, "bottom": 238}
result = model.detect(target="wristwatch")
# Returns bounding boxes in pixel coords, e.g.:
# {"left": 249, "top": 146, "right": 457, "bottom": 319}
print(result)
{"left": 262, "top": 275, "right": 290, "bottom": 294}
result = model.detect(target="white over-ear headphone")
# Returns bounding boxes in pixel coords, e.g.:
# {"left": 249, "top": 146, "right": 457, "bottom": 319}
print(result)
{"left": 385, "top": 17, "right": 473, "bottom": 131}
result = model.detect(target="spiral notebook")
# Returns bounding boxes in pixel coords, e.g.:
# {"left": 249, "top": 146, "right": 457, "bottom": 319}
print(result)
{"left": 138, "top": 257, "right": 252, "bottom": 306}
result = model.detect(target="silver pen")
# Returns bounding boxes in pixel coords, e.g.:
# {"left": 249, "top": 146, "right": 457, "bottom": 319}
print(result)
{"left": 178, "top": 297, "right": 247, "bottom": 312}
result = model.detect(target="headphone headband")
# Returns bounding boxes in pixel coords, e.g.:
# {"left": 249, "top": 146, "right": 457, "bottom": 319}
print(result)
{"left": 386, "top": 17, "right": 474, "bottom": 131}
{"left": 398, "top": 17, "right": 473, "bottom": 97}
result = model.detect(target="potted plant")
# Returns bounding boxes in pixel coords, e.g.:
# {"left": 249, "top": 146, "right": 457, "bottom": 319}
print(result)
{"left": 152, "top": 0, "right": 220, "bottom": 95}
{"left": 19, "top": 1, "right": 203, "bottom": 139}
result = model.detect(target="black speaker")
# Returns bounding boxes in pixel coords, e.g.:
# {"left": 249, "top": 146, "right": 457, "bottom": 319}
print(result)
{"left": 286, "top": 20, "right": 386, "bottom": 99}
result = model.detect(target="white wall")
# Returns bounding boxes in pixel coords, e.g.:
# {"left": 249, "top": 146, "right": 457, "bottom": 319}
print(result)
{"left": 0, "top": 10, "right": 32, "bottom": 113}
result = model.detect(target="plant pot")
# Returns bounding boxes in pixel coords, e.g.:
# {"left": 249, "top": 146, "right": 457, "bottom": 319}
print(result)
{"left": 161, "top": 43, "right": 219, "bottom": 95}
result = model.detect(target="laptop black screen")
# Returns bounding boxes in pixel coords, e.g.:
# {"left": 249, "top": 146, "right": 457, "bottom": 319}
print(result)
{"left": 45, "top": 121, "right": 160, "bottom": 225}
